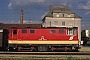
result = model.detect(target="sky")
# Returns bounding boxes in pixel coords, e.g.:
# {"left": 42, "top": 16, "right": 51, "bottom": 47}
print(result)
{"left": 0, "top": 0, "right": 90, "bottom": 30}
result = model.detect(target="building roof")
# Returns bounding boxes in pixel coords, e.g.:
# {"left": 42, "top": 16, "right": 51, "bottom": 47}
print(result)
{"left": 45, "top": 6, "right": 81, "bottom": 18}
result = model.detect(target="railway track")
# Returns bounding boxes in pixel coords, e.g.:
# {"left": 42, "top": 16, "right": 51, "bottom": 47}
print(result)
{"left": 0, "top": 52, "right": 90, "bottom": 55}
{"left": 0, "top": 52, "right": 90, "bottom": 60}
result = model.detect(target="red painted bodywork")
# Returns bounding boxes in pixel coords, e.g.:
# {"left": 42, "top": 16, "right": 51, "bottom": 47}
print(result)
{"left": 8, "top": 27, "right": 78, "bottom": 41}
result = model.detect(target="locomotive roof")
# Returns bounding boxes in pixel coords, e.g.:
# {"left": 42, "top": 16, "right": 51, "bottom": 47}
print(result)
{"left": 10, "top": 27, "right": 78, "bottom": 29}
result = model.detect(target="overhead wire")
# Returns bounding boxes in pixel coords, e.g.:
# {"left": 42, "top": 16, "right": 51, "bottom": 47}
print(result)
{"left": 0, "top": 1, "right": 90, "bottom": 21}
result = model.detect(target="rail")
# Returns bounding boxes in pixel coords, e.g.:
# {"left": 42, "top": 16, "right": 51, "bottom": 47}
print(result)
{"left": 0, "top": 52, "right": 90, "bottom": 55}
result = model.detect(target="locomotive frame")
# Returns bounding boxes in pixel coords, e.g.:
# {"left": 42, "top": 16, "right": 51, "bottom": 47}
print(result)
{"left": 8, "top": 27, "right": 80, "bottom": 51}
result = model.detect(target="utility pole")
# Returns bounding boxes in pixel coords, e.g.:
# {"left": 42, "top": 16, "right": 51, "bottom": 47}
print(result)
{"left": 20, "top": 9, "right": 24, "bottom": 24}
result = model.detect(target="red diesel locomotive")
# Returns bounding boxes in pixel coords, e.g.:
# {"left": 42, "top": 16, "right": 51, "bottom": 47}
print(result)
{"left": 8, "top": 27, "right": 80, "bottom": 51}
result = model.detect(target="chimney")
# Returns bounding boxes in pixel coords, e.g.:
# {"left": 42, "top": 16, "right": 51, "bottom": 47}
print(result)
{"left": 20, "top": 9, "right": 23, "bottom": 24}
{"left": 50, "top": 4, "right": 52, "bottom": 11}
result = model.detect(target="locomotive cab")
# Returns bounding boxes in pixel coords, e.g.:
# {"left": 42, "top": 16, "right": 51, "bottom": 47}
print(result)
{"left": 8, "top": 29, "right": 18, "bottom": 51}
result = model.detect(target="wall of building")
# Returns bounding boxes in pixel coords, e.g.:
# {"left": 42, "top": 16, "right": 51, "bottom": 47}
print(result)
{"left": 43, "top": 17, "right": 80, "bottom": 27}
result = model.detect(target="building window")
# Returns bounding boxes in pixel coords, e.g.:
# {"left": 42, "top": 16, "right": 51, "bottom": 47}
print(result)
{"left": 62, "top": 22, "right": 65, "bottom": 26}
{"left": 22, "top": 29, "right": 27, "bottom": 33}
{"left": 68, "top": 14, "right": 70, "bottom": 17}
{"left": 50, "top": 21, "right": 51, "bottom": 27}
{"left": 30, "top": 30, "right": 35, "bottom": 33}
{"left": 62, "top": 14, "right": 64, "bottom": 17}
{"left": 67, "top": 29, "right": 76, "bottom": 35}
{"left": 69, "top": 22, "right": 73, "bottom": 26}
{"left": 59, "top": 29, "right": 64, "bottom": 34}
{"left": 50, "top": 30, "right": 56, "bottom": 33}
{"left": 56, "top": 14, "right": 59, "bottom": 17}
{"left": 54, "top": 21, "right": 58, "bottom": 25}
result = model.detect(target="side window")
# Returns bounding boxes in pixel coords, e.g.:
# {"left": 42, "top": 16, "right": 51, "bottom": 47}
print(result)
{"left": 13, "top": 30, "right": 17, "bottom": 35}
{"left": 50, "top": 30, "right": 56, "bottom": 33}
{"left": 30, "top": 30, "right": 35, "bottom": 33}
{"left": 59, "top": 29, "right": 64, "bottom": 34}
{"left": 22, "top": 29, "right": 27, "bottom": 33}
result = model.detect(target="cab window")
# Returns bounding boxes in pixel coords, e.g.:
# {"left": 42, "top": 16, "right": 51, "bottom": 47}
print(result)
{"left": 73, "top": 29, "right": 76, "bottom": 35}
{"left": 13, "top": 30, "right": 17, "bottom": 35}
{"left": 67, "top": 29, "right": 76, "bottom": 35}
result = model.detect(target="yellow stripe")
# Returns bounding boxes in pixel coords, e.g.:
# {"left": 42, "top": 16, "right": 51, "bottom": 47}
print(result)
{"left": 8, "top": 40, "right": 79, "bottom": 44}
